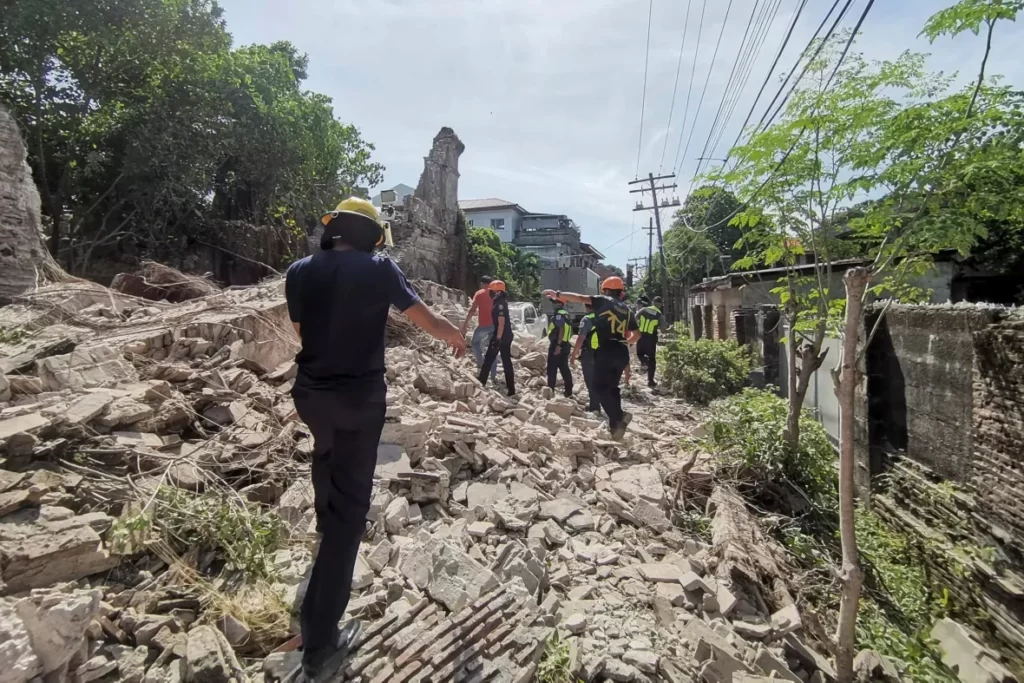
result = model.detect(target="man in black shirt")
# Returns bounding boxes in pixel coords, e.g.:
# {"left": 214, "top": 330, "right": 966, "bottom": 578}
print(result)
{"left": 478, "top": 280, "right": 516, "bottom": 396}
{"left": 636, "top": 296, "right": 664, "bottom": 387}
{"left": 543, "top": 276, "right": 640, "bottom": 439}
{"left": 545, "top": 296, "right": 573, "bottom": 397}
{"left": 286, "top": 197, "right": 465, "bottom": 682}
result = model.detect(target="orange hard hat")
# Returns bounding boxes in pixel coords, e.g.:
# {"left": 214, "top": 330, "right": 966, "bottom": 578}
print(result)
{"left": 601, "top": 276, "right": 625, "bottom": 290}
{"left": 488, "top": 280, "right": 506, "bottom": 292}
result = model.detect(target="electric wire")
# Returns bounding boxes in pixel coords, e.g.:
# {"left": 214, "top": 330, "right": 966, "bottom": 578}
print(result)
{"left": 659, "top": 0, "right": 694, "bottom": 170}
{"left": 673, "top": 0, "right": 737, "bottom": 182}
{"left": 689, "top": 0, "right": 770, "bottom": 182}
{"left": 759, "top": 0, "right": 855, "bottom": 132}
{"left": 635, "top": 0, "right": 655, "bottom": 177}
{"left": 679, "top": 0, "right": 878, "bottom": 235}
{"left": 669, "top": 0, "right": 708, "bottom": 172}
{"left": 699, "top": 0, "right": 786, "bottom": 178}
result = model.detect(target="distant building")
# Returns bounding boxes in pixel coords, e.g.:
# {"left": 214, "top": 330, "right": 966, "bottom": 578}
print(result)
{"left": 460, "top": 196, "right": 606, "bottom": 317}
{"left": 458, "top": 198, "right": 529, "bottom": 243}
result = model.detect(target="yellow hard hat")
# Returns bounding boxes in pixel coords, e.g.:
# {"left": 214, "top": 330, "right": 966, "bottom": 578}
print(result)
{"left": 320, "top": 197, "right": 393, "bottom": 251}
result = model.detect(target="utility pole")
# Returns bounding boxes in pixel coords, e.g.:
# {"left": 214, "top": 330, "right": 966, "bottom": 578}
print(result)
{"left": 645, "top": 218, "right": 655, "bottom": 275}
{"left": 627, "top": 257, "right": 647, "bottom": 287}
{"left": 629, "top": 173, "right": 680, "bottom": 322}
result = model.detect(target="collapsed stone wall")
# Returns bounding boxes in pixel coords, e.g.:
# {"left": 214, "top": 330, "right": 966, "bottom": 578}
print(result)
{"left": 0, "top": 107, "right": 67, "bottom": 305}
{"left": 858, "top": 304, "right": 1024, "bottom": 671}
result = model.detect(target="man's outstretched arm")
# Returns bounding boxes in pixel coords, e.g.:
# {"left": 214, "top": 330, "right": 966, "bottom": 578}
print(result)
{"left": 542, "top": 289, "right": 593, "bottom": 305}
{"left": 404, "top": 302, "right": 467, "bottom": 357}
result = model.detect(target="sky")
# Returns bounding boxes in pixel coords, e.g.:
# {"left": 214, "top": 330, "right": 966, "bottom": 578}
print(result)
{"left": 216, "top": 0, "right": 1024, "bottom": 269}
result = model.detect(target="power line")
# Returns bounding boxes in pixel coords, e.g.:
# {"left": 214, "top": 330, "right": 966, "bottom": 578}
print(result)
{"left": 691, "top": 0, "right": 782, "bottom": 183}
{"left": 681, "top": 0, "right": 878, "bottom": 235}
{"left": 682, "top": 0, "right": 847, "bottom": 233}
{"left": 700, "top": 0, "right": 786, "bottom": 178}
{"left": 635, "top": 0, "right": 655, "bottom": 177}
{"left": 759, "top": 0, "right": 855, "bottom": 132}
{"left": 670, "top": 0, "right": 708, "bottom": 172}
{"left": 659, "top": 0, "right": 693, "bottom": 170}
{"left": 673, "top": 0, "right": 736, "bottom": 181}
{"left": 726, "top": 0, "right": 810, "bottom": 159}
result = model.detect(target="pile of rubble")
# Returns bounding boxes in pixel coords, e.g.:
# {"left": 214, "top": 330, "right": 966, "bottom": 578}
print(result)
{"left": 0, "top": 272, "right": 845, "bottom": 683}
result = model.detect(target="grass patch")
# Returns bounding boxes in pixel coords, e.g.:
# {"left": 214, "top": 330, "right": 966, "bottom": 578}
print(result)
{"left": 110, "top": 485, "right": 286, "bottom": 580}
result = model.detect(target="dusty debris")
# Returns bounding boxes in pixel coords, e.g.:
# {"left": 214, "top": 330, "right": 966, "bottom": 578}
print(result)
{"left": 0, "top": 265, "right": 846, "bottom": 683}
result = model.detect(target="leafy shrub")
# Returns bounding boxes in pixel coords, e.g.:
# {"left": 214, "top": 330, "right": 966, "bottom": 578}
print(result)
{"left": 705, "top": 388, "right": 837, "bottom": 505}
{"left": 111, "top": 486, "right": 285, "bottom": 579}
{"left": 660, "top": 338, "right": 751, "bottom": 404}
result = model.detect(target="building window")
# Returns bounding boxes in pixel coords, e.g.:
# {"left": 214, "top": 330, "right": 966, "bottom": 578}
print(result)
{"left": 466, "top": 219, "right": 474, "bottom": 227}
{"left": 490, "top": 218, "right": 505, "bottom": 230}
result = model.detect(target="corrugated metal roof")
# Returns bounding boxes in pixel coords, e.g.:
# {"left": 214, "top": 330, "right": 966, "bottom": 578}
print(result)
{"left": 459, "top": 198, "right": 526, "bottom": 212}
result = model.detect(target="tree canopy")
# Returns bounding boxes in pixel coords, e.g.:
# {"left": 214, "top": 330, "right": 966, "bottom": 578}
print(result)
{"left": 0, "top": 0, "right": 383, "bottom": 275}
{"left": 467, "top": 227, "right": 541, "bottom": 300}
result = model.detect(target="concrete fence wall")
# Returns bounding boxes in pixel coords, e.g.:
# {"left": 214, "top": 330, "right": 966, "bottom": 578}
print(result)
{"left": 853, "top": 304, "right": 1024, "bottom": 668}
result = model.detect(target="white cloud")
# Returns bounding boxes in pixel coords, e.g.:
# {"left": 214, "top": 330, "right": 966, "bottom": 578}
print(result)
{"left": 218, "top": 0, "right": 1024, "bottom": 267}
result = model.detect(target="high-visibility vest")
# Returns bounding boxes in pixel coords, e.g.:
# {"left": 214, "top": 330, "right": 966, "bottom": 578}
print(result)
{"left": 580, "top": 312, "right": 599, "bottom": 351}
{"left": 638, "top": 306, "right": 662, "bottom": 335}
{"left": 548, "top": 308, "right": 572, "bottom": 343}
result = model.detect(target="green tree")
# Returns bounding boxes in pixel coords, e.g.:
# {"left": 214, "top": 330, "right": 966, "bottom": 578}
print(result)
{"left": 711, "top": 4, "right": 1023, "bottom": 677}
{"left": 0, "top": 0, "right": 383, "bottom": 274}
{"left": 676, "top": 186, "right": 745, "bottom": 261}
{"left": 466, "top": 227, "right": 541, "bottom": 299}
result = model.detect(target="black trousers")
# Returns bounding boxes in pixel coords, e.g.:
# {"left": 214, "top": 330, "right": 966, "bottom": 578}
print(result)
{"left": 636, "top": 336, "right": 657, "bottom": 385}
{"left": 547, "top": 342, "right": 573, "bottom": 396}
{"left": 594, "top": 346, "right": 629, "bottom": 427}
{"left": 580, "top": 350, "right": 598, "bottom": 410}
{"left": 480, "top": 333, "right": 515, "bottom": 394}
{"left": 292, "top": 386, "right": 386, "bottom": 657}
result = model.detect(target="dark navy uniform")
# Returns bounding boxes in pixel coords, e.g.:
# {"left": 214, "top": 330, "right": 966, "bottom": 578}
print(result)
{"left": 546, "top": 304, "right": 573, "bottom": 396}
{"left": 479, "top": 292, "right": 515, "bottom": 395}
{"left": 285, "top": 249, "right": 418, "bottom": 659}
{"left": 590, "top": 295, "right": 638, "bottom": 430}
{"left": 636, "top": 305, "right": 663, "bottom": 386}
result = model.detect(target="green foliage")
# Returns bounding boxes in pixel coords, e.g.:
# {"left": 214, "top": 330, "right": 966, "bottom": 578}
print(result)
{"left": 0, "top": 326, "right": 28, "bottom": 345}
{"left": 537, "top": 632, "right": 577, "bottom": 683}
{"left": 110, "top": 486, "right": 285, "bottom": 579}
{"left": 467, "top": 227, "right": 541, "bottom": 299}
{"left": 921, "top": 0, "right": 1022, "bottom": 41}
{"left": 676, "top": 186, "right": 745, "bottom": 261}
{"left": 854, "top": 509, "right": 956, "bottom": 681}
{"left": 0, "top": 0, "right": 383, "bottom": 273}
{"left": 705, "top": 388, "right": 837, "bottom": 505}
{"left": 660, "top": 338, "right": 751, "bottom": 404}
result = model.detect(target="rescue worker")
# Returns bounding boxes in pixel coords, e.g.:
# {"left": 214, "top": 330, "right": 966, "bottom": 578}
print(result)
{"left": 545, "top": 296, "right": 573, "bottom": 397}
{"left": 636, "top": 296, "right": 664, "bottom": 387}
{"left": 478, "top": 280, "right": 516, "bottom": 396}
{"left": 570, "top": 302, "right": 600, "bottom": 412}
{"left": 543, "top": 277, "right": 640, "bottom": 439}
{"left": 285, "top": 197, "right": 465, "bottom": 682}
{"left": 460, "top": 275, "right": 497, "bottom": 381}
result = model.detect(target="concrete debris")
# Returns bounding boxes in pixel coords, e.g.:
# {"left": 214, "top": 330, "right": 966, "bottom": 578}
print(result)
{"left": 930, "top": 618, "right": 1015, "bottom": 683}
{"left": 0, "top": 264, "right": 856, "bottom": 683}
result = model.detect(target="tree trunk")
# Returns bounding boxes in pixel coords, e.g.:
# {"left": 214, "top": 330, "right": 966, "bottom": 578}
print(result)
{"left": 784, "top": 298, "right": 801, "bottom": 449}
{"left": 835, "top": 267, "right": 871, "bottom": 683}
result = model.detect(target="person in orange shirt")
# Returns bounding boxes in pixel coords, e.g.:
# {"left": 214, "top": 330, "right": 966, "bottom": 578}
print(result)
{"left": 460, "top": 275, "right": 497, "bottom": 380}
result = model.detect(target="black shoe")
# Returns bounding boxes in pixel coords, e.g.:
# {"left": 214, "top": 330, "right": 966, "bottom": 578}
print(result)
{"left": 299, "top": 620, "right": 363, "bottom": 683}
{"left": 610, "top": 412, "right": 633, "bottom": 441}
{"left": 648, "top": 381, "right": 657, "bottom": 388}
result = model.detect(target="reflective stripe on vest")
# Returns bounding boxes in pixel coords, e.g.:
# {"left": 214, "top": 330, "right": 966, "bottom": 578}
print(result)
{"left": 548, "top": 309, "right": 572, "bottom": 343}
{"left": 639, "top": 307, "right": 661, "bottom": 335}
